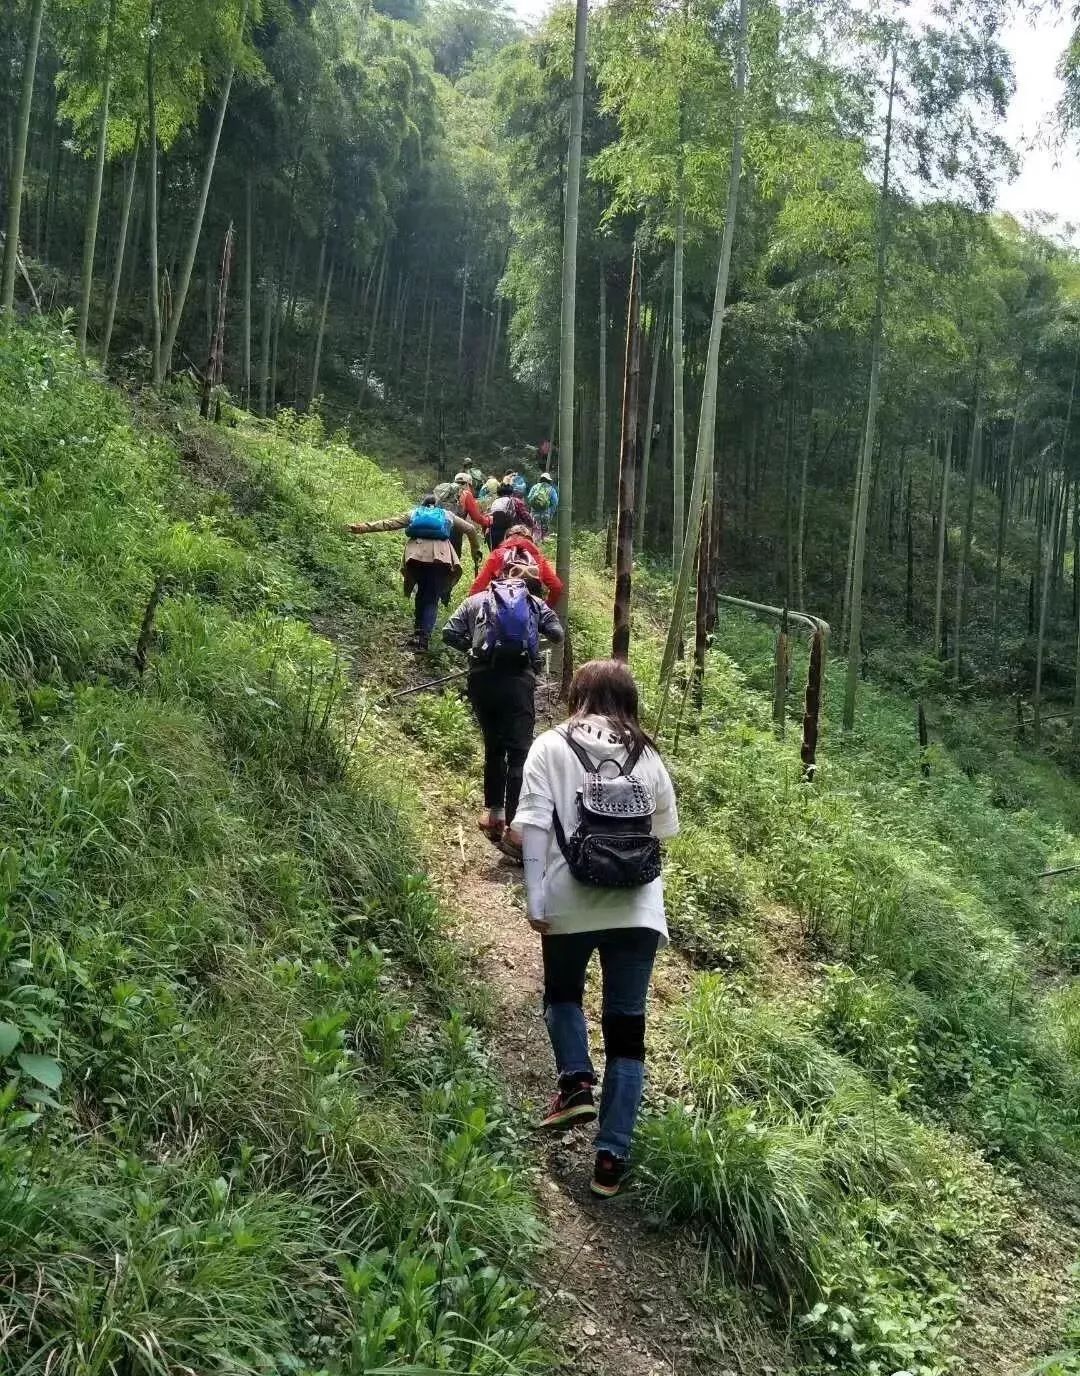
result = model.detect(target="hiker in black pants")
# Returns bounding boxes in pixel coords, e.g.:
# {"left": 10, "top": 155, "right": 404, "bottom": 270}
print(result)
{"left": 443, "top": 561, "right": 564, "bottom": 861}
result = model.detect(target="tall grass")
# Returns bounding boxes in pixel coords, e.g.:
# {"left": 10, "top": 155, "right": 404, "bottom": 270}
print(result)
{"left": 0, "top": 321, "right": 545, "bottom": 1372}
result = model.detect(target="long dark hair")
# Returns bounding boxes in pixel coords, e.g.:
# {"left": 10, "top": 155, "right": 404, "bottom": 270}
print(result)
{"left": 567, "top": 660, "right": 658, "bottom": 757}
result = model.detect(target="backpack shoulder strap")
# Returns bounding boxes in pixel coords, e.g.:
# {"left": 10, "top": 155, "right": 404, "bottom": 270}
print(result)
{"left": 551, "top": 805, "right": 570, "bottom": 859}
{"left": 558, "top": 727, "right": 598, "bottom": 774}
{"left": 621, "top": 739, "right": 646, "bottom": 776}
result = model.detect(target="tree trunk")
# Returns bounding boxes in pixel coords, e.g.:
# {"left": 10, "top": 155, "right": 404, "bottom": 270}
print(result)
{"left": 842, "top": 43, "right": 897, "bottom": 733}
{"left": 596, "top": 259, "right": 608, "bottom": 523}
{"left": 159, "top": 0, "right": 248, "bottom": 379}
{"left": 258, "top": 260, "right": 273, "bottom": 417}
{"left": 932, "top": 426, "right": 953, "bottom": 658}
{"left": 1034, "top": 471, "right": 1057, "bottom": 746}
{"left": 457, "top": 257, "right": 469, "bottom": 381}
{"left": 612, "top": 244, "right": 641, "bottom": 663}
{"left": 784, "top": 376, "right": 795, "bottom": 607}
{"left": 952, "top": 381, "right": 982, "bottom": 685}
{"left": 309, "top": 259, "right": 333, "bottom": 408}
{"left": 801, "top": 628, "right": 825, "bottom": 781}
{"left": 772, "top": 611, "right": 790, "bottom": 739}
{"left": 422, "top": 297, "right": 436, "bottom": 425}
{"left": 146, "top": 9, "right": 162, "bottom": 383}
{"left": 200, "top": 221, "right": 234, "bottom": 420}
{"left": 101, "top": 139, "right": 138, "bottom": 364}
{"left": 796, "top": 408, "right": 814, "bottom": 611}
{"left": 77, "top": 0, "right": 116, "bottom": 356}
{"left": 552, "top": 0, "right": 589, "bottom": 683}
{"left": 905, "top": 477, "right": 914, "bottom": 627}
{"left": 360, "top": 246, "right": 387, "bottom": 403}
{"left": 672, "top": 199, "right": 686, "bottom": 568}
{"left": 839, "top": 437, "right": 862, "bottom": 647}
{"left": 0, "top": 0, "right": 44, "bottom": 314}
{"left": 655, "top": 0, "right": 750, "bottom": 733}
{"left": 992, "top": 400, "right": 1020, "bottom": 655}
{"left": 636, "top": 286, "right": 668, "bottom": 549}
{"left": 692, "top": 487, "right": 712, "bottom": 711}
{"left": 242, "top": 172, "right": 253, "bottom": 408}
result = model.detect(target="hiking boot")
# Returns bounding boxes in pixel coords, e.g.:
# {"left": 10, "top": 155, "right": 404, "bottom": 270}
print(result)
{"left": 496, "top": 825, "right": 523, "bottom": 863}
{"left": 538, "top": 1076, "right": 596, "bottom": 1130}
{"left": 590, "top": 1151, "right": 628, "bottom": 1199}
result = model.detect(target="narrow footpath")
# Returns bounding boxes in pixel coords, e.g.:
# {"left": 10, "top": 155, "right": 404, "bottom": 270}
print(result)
{"left": 413, "top": 676, "right": 787, "bottom": 1376}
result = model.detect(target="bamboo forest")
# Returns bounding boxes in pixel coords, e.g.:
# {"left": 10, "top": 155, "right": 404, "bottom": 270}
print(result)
{"left": 7, "top": 0, "right": 1080, "bottom": 1371}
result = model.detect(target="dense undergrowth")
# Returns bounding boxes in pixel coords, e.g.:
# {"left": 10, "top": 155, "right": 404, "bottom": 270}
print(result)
{"left": 0, "top": 321, "right": 546, "bottom": 1373}
{"left": 187, "top": 388, "right": 1080, "bottom": 1372}
{"left": 5, "top": 318, "right": 1080, "bottom": 1375}
{"left": 255, "top": 394, "right": 1080, "bottom": 1371}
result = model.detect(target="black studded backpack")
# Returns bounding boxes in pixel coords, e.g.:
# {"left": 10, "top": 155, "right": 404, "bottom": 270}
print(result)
{"left": 551, "top": 729, "right": 662, "bottom": 889}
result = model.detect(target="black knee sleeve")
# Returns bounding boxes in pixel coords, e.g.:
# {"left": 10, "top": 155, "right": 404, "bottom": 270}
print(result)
{"left": 543, "top": 984, "right": 585, "bottom": 1010}
{"left": 602, "top": 1013, "right": 646, "bottom": 1062}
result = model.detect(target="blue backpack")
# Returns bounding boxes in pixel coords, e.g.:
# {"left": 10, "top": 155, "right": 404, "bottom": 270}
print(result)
{"left": 407, "top": 505, "right": 453, "bottom": 540}
{"left": 479, "top": 579, "right": 539, "bottom": 665}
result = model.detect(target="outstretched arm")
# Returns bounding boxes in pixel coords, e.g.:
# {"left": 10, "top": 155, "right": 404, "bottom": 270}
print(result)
{"left": 346, "top": 514, "right": 410, "bottom": 535}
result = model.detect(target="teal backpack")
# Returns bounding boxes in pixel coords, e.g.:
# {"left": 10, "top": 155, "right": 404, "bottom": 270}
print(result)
{"left": 407, "top": 506, "right": 453, "bottom": 540}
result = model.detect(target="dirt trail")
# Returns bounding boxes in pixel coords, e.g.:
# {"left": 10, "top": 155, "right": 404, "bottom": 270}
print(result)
{"left": 416, "top": 680, "right": 786, "bottom": 1376}
{"left": 436, "top": 826, "right": 729, "bottom": 1375}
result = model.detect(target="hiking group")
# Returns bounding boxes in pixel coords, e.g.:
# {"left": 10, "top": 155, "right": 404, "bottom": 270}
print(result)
{"left": 347, "top": 462, "right": 678, "bottom": 1199}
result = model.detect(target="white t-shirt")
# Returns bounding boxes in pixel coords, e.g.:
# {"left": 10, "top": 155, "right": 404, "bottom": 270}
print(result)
{"left": 514, "top": 714, "right": 679, "bottom": 945}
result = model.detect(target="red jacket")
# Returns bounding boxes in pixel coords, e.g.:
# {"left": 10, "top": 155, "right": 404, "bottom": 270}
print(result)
{"left": 470, "top": 536, "right": 564, "bottom": 604}
{"left": 459, "top": 488, "right": 491, "bottom": 530}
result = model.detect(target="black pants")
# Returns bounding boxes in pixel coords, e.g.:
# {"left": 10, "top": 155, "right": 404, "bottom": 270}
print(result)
{"left": 467, "top": 669, "right": 535, "bottom": 821}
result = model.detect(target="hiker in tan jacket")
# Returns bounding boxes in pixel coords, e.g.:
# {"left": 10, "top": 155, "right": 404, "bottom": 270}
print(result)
{"left": 347, "top": 494, "right": 480, "bottom": 650}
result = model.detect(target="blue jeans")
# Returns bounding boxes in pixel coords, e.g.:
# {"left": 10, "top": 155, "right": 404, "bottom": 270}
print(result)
{"left": 541, "top": 927, "right": 659, "bottom": 1159}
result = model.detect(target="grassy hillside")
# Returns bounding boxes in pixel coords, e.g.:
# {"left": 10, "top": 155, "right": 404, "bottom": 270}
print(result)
{"left": 4, "top": 317, "right": 1080, "bottom": 1375}
{"left": 0, "top": 322, "right": 545, "bottom": 1372}
{"left": 204, "top": 378, "right": 1080, "bottom": 1370}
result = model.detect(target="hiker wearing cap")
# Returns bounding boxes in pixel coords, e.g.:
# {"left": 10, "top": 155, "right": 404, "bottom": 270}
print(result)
{"left": 488, "top": 483, "right": 537, "bottom": 550}
{"left": 432, "top": 472, "right": 492, "bottom": 555}
{"left": 471, "top": 525, "right": 563, "bottom": 604}
{"left": 347, "top": 495, "right": 481, "bottom": 651}
{"left": 527, "top": 472, "right": 559, "bottom": 538}
{"left": 515, "top": 659, "right": 679, "bottom": 1199}
{"left": 443, "top": 566, "right": 564, "bottom": 856}
{"left": 479, "top": 475, "right": 500, "bottom": 511}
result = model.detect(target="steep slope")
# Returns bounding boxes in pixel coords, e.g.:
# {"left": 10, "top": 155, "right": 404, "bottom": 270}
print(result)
{"left": 194, "top": 383, "right": 1080, "bottom": 1374}
{"left": 0, "top": 323, "right": 547, "bottom": 1371}
{"left": 5, "top": 320, "right": 1080, "bottom": 1375}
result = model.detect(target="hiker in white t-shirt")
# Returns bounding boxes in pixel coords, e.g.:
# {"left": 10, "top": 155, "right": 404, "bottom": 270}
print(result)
{"left": 514, "top": 659, "right": 679, "bottom": 1198}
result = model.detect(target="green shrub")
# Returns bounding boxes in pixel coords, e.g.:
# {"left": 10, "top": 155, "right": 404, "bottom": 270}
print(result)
{"left": 404, "top": 688, "right": 479, "bottom": 771}
{"left": 637, "top": 1104, "right": 826, "bottom": 1295}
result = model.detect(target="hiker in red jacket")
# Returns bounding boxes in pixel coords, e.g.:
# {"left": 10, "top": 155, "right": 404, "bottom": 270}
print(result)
{"left": 452, "top": 471, "right": 492, "bottom": 532}
{"left": 471, "top": 525, "right": 564, "bottom": 604}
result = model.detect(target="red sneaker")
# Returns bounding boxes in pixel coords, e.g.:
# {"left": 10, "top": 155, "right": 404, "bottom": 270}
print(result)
{"left": 590, "top": 1151, "right": 628, "bottom": 1198}
{"left": 537, "top": 1077, "right": 597, "bottom": 1130}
